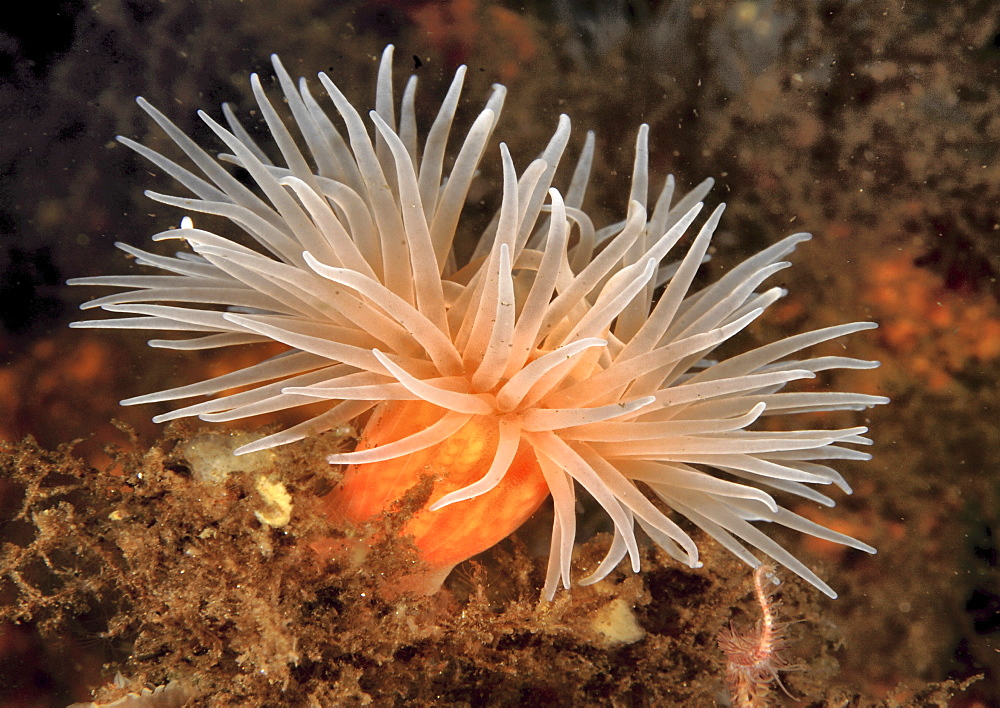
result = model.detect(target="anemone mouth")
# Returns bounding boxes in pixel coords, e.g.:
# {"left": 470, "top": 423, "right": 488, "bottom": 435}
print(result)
{"left": 69, "top": 45, "right": 887, "bottom": 599}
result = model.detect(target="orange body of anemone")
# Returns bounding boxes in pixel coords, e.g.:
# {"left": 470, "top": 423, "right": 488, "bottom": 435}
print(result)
{"left": 319, "top": 400, "right": 549, "bottom": 582}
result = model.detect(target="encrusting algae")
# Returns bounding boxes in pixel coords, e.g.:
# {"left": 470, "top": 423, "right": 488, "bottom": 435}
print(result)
{"left": 0, "top": 426, "right": 825, "bottom": 704}
{"left": 2, "top": 427, "right": 981, "bottom": 705}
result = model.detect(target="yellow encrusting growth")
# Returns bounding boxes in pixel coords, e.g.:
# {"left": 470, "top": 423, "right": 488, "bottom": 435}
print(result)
{"left": 255, "top": 476, "right": 293, "bottom": 528}
{"left": 589, "top": 597, "right": 646, "bottom": 648}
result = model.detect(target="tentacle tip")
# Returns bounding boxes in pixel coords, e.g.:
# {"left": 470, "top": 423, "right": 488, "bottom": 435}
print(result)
{"left": 232, "top": 442, "right": 263, "bottom": 456}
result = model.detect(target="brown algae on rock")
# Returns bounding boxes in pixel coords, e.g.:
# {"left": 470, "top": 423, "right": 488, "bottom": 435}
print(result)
{"left": 0, "top": 424, "right": 820, "bottom": 705}
{"left": 0, "top": 425, "right": 983, "bottom": 705}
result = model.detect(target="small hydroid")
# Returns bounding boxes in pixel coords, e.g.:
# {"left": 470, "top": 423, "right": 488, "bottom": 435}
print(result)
{"left": 718, "top": 563, "right": 798, "bottom": 707}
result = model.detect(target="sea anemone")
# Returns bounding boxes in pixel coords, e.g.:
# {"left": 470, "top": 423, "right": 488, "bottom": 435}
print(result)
{"left": 69, "top": 46, "right": 887, "bottom": 600}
